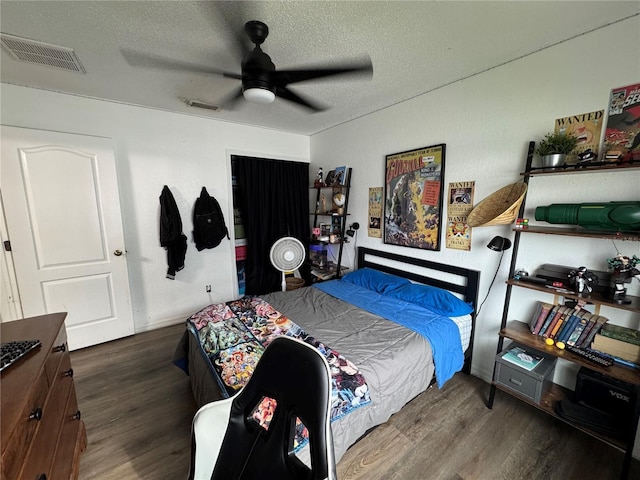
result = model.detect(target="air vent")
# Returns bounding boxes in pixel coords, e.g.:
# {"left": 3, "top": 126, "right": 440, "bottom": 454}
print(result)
{"left": 0, "top": 33, "right": 86, "bottom": 73}
{"left": 187, "top": 100, "right": 220, "bottom": 111}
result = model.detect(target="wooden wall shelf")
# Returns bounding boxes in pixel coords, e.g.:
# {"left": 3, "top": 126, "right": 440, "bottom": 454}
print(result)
{"left": 506, "top": 279, "right": 640, "bottom": 313}
{"left": 500, "top": 320, "right": 640, "bottom": 386}
{"left": 512, "top": 226, "right": 640, "bottom": 242}
{"left": 522, "top": 162, "right": 640, "bottom": 177}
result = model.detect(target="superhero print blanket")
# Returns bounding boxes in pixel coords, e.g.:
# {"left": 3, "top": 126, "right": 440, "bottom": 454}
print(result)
{"left": 187, "top": 296, "right": 371, "bottom": 448}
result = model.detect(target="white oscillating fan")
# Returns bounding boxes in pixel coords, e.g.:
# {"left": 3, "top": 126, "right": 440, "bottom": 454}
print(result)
{"left": 269, "top": 237, "right": 306, "bottom": 292}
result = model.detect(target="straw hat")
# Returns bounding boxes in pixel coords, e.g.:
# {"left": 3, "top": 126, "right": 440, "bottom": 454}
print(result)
{"left": 467, "top": 182, "right": 528, "bottom": 227}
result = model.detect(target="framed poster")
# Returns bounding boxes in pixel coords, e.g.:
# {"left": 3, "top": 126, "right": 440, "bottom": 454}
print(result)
{"left": 384, "top": 144, "right": 445, "bottom": 250}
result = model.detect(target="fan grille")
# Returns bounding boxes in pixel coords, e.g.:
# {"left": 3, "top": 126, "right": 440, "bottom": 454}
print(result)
{"left": 270, "top": 238, "right": 305, "bottom": 272}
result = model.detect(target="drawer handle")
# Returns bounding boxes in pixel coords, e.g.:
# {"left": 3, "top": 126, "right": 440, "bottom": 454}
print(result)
{"left": 29, "top": 407, "right": 43, "bottom": 421}
{"left": 73, "top": 410, "right": 82, "bottom": 421}
{"left": 63, "top": 368, "right": 74, "bottom": 378}
{"left": 53, "top": 343, "right": 66, "bottom": 353}
{"left": 38, "top": 475, "right": 47, "bottom": 480}
{"left": 509, "top": 377, "right": 523, "bottom": 386}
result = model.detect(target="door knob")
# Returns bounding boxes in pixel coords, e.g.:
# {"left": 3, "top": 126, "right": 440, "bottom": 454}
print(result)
{"left": 114, "top": 249, "right": 123, "bottom": 256}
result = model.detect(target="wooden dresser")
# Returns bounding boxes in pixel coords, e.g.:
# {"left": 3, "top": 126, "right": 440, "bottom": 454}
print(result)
{"left": 1, "top": 313, "right": 86, "bottom": 480}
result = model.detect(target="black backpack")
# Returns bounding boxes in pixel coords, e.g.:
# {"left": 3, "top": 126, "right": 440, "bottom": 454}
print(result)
{"left": 193, "top": 187, "right": 230, "bottom": 251}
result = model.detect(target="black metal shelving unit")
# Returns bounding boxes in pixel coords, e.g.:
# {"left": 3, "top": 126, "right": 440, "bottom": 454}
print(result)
{"left": 486, "top": 142, "right": 640, "bottom": 480}
{"left": 310, "top": 168, "right": 352, "bottom": 280}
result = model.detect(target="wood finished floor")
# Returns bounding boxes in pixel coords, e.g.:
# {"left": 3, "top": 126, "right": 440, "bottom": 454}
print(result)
{"left": 71, "top": 323, "right": 640, "bottom": 480}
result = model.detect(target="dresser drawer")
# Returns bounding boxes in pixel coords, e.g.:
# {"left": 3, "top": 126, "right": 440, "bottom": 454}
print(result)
{"left": 495, "top": 362, "right": 541, "bottom": 400}
{"left": 1, "top": 371, "right": 49, "bottom": 480}
{"left": 20, "top": 354, "right": 74, "bottom": 480}
{"left": 50, "top": 383, "right": 86, "bottom": 480}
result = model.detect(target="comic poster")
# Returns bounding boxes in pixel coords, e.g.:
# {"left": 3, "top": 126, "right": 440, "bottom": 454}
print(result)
{"left": 384, "top": 144, "right": 445, "bottom": 250}
{"left": 554, "top": 110, "right": 604, "bottom": 156}
{"left": 604, "top": 83, "right": 640, "bottom": 162}
{"left": 368, "top": 187, "right": 383, "bottom": 238}
{"left": 446, "top": 181, "right": 475, "bottom": 251}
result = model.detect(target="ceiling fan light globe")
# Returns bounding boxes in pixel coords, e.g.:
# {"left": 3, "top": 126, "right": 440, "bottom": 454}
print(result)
{"left": 243, "top": 87, "right": 275, "bottom": 104}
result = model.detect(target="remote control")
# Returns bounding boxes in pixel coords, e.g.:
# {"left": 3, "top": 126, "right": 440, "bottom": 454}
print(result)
{"left": 565, "top": 345, "right": 613, "bottom": 367}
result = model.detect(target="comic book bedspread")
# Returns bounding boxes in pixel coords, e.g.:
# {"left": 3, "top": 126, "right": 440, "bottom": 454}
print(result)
{"left": 188, "top": 296, "right": 371, "bottom": 423}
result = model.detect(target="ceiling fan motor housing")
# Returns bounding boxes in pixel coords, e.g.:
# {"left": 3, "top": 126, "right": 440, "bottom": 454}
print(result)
{"left": 242, "top": 21, "right": 275, "bottom": 95}
{"left": 242, "top": 49, "right": 275, "bottom": 93}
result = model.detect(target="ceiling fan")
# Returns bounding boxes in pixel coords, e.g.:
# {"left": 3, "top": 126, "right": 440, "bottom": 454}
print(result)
{"left": 122, "top": 20, "right": 373, "bottom": 112}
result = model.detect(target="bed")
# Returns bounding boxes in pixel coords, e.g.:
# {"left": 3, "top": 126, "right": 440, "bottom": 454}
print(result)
{"left": 174, "top": 247, "right": 480, "bottom": 463}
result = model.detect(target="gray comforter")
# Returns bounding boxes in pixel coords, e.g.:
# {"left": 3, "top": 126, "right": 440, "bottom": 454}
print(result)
{"left": 175, "top": 286, "right": 435, "bottom": 462}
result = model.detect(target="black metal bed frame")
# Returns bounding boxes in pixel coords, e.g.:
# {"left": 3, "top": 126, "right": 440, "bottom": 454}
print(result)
{"left": 357, "top": 247, "right": 481, "bottom": 374}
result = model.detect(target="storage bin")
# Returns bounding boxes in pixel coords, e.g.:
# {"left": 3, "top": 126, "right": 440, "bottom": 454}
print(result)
{"left": 494, "top": 343, "right": 556, "bottom": 404}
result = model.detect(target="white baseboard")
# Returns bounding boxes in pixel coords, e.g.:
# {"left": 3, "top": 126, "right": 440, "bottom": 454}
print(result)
{"left": 135, "top": 314, "right": 186, "bottom": 333}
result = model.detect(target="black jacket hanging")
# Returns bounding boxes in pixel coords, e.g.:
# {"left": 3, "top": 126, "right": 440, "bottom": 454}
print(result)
{"left": 193, "top": 187, "right": 230, "bottom": 251}
{"left": 159, "top": 185, "right": 187, "bottom": 279}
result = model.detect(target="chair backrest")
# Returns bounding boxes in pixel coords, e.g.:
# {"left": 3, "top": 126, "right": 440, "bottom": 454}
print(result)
{"left": 209, "top": 336, "right": 336, "bottom": 480}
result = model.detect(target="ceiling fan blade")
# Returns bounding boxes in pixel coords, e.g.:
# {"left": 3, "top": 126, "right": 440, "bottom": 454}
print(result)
{"left": 197, "top": 1, "right": 251, "bottom": 60}
{"left": 276, "top": 86, "right": 326, "bottom": 112}
{"left": 217, "top": 86, "right": 244, "bottom": 109}
{"left": 274, "top": 57, "right": 373, "bottom": 86}
{"left": 120, "top": 48, "right": 241, "bottom": 79}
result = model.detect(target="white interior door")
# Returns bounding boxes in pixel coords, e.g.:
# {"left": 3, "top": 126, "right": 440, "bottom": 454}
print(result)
{"left": 1, "top": 193, "right": 23, "bottom": 321}
{"left": 1, "top": 126, "right": 134, "bottom": 349}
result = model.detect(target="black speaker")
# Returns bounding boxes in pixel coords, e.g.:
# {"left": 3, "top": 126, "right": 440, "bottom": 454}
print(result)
{"left": 574, "top": 367, "right": 637, "bottom": 422}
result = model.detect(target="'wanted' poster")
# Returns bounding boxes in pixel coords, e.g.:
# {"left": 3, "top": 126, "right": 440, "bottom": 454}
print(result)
{"left": 446, "top": 181, "right": 474, "bottom": 251}
{"left": 368, "top": 187, "right": 382, "bottom": 238}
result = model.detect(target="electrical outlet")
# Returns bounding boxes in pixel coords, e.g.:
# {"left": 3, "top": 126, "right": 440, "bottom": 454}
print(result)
{"left": 205, "top": 285, "right": 211, "bottom": 293}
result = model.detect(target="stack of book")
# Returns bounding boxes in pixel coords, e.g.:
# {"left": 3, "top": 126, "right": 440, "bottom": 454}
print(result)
{"left": 310, "top": 265, "right": 350, "bottom": 281}
{"left": 591, "top": 324, "right": 640, "bottom": 366}
{"left": 528, "top": 301, "right": 608, "bottom": 348}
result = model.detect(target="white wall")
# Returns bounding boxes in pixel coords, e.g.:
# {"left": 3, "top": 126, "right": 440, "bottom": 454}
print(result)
{"left": 0, "top": 86, "right": 309, "bottom": 331}
{"left": 2, "top": 12, "right": 639, "bottom": 455}
{"left": 311, "top": 16, "right": 640, "bottom": 386}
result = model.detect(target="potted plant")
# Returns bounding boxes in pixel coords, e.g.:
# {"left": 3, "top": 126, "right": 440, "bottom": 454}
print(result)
{"left": 534, "top": 131, "right": 579, "bottom": 168}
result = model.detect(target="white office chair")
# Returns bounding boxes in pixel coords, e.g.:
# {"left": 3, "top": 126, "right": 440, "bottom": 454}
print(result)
{"left": 189, "top": 336, "right": 337, "bottom": 480}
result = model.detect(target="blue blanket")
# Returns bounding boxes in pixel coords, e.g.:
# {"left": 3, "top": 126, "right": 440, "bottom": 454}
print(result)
{"left": 313, "top": 280, "right": 463, "bottom": 387}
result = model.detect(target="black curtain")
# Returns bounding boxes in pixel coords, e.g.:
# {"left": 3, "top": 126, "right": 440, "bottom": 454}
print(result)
{"left": 233, "top": 156, "right": 310, "bottom": 295}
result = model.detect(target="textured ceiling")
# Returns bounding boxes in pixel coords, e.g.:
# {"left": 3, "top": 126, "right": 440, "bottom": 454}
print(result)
{"left": 1, "top": 1, "right": 639, "bottom": 135}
